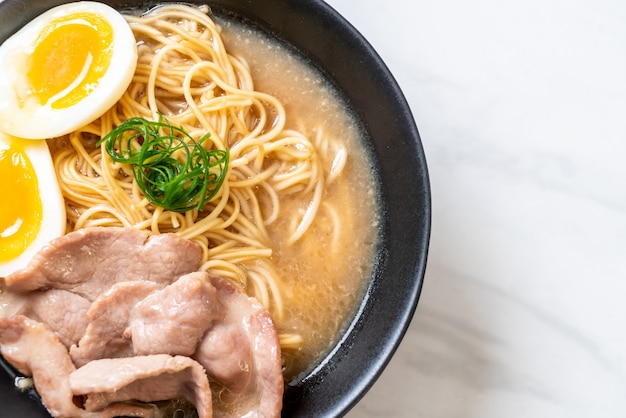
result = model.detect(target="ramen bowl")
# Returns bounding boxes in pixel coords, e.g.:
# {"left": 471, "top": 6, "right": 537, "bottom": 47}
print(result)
{"left": 0, "top": 0, "right": 430, "bottom": 416}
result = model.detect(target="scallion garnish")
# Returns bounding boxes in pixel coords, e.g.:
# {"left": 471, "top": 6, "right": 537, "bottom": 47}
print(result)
{"left": 98, "top": 115, "right": 229, "bottom": 213}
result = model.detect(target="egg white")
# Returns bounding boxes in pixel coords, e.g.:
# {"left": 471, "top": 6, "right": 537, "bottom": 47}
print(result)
{"left": 0, "top": 1, "right": 137, "bottom": 139}
{"left": 0, "top": 132, "right": 66, "bottom": 277}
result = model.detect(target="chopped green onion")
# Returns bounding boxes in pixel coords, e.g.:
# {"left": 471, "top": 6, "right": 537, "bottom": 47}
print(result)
{"left": 98, "top": 115, "right": 229, "bottom": 213}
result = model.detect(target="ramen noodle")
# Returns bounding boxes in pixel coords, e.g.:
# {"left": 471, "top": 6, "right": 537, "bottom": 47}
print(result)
{"left": 49, "top": 3, "right": 380, "bottom": 381}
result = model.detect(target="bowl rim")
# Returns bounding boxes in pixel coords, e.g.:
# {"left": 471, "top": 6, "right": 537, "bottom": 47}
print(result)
{"left": 0, "top": 0, "right": 431, "bottom": 417}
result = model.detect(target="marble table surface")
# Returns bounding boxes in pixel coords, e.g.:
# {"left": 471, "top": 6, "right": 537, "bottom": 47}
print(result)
{"left": 324, "top": 0, "right": 626, "bottom": 417}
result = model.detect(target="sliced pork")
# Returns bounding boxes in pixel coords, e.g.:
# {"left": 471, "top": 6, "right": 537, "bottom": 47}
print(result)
{"left": 0, "top": 316, "right": 197, "bottom": 418}
{"left": 0, "top": 315, "right": 83, "bottom": 417}
{"left": 70, "top": 281, "right": 160, "bottom": 367}
{"left": 3, "top": 227, "right": 202, "bottom": 300}
{"left": 70, "top": 355, "right": 212, "bottom": 418}
{"left": 195, "top": 317, "right": 253, "bottom": 394}
{"left": 195, "top": 275, "right": 283, "bottom": 418}
{"left": 0, "top": 227, "right": 284, "bottom": 418}
{"left": 130, "top": 271, "right": 220, "bottom": 356}
{"left": 0, "top": 288, "right": 90, "bottom": 348}
{"left": 19, "top": 290, "right": 91, "bottom": 348}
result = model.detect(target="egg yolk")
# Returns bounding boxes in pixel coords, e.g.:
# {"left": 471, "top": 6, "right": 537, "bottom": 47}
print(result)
{"left": 0, "top": 140, "right": 43, "bottom": 262}
{"left": 27, "top": 12, "right": 114, "bottom": 109}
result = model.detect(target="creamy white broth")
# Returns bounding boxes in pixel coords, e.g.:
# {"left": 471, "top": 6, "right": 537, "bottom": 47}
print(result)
{"left": 0, "top": 3, "right": 384, "bottom": 417}
{"left": 216, "top": 17, "right": 381, "bottom": 381}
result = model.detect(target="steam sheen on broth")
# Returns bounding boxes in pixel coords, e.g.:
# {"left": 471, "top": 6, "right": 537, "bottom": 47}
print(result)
{"left": 216, "top": 17, "right": 381, "bottom": 381}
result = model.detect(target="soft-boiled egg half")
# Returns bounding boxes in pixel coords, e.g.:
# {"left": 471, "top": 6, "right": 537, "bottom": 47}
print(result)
{"left": 0, "top": 1, "right": 137, "bottom": 139}
{"left": 0, "top": 132, "right": 66, "bottom": 277}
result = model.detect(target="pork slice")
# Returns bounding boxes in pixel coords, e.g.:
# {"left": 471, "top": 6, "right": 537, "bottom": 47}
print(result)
{"left": 130, "top": 271, "right": 220, "bottom": 356}
{"left": 0, "top": 316, "right": 162, "bottom": 418}
{"left": 0, "top": 315, "right": 84, "bottom": 417}
{"left": 70, "top": 355, "right": 213, "bottom": 418}
{"left": 243, "top": 306, "right": 284, "bottom": 418}
{"left": 0, "top": 288, "right": 90, "bottom": 348}
{"left": 19, "top": 289, "right": 91, "bottom": 348}
{"left": 70, "top": 281, "right": 160, "bottom": 367}
{"left": 0, "top": 288, "right": 28, "bottom": 317}
{"left": 4, "top": 227, "right": 202, "bottom": 300}
{"left": 194, "top": 276, "right": 283, "bottom": 418}
{"left": 194, "top": 317, "right": 252, "bottom": 394}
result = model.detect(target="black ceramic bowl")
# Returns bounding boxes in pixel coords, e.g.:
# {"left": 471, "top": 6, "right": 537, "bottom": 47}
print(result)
{"left": 0, "top": 0, "right": 431, "bottom": 416}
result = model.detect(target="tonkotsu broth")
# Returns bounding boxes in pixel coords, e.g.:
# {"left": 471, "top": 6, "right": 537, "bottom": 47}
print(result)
{"left": 0, "top": 3, "right": 382, "bottom": 417}
{"left": 216, "top": 18, "right": 381, "bottom": 381}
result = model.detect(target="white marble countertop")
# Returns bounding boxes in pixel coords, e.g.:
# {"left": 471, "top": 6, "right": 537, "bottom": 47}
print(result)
{"left": 324, "top": 0, "right": 626, "bottom": 417}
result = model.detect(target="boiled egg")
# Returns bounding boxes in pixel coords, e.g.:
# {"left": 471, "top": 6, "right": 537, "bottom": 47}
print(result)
{"left": 0, "top": 1, "right": 137, "bottom": 139}
{"left": 0, "top": 132, "right": 66, "bottom": 277}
